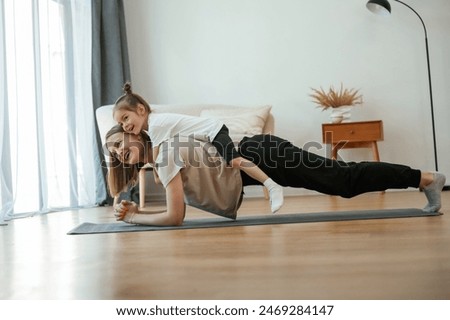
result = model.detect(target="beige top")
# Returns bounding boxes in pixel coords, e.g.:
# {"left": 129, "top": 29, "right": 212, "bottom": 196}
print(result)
{"left": 154, "top": 136, "right": 243, "bottom": 219}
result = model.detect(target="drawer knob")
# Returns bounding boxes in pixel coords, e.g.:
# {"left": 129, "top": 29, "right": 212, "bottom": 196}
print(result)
{"left": 350, "top": 130, "right": 355, "bottom": 134}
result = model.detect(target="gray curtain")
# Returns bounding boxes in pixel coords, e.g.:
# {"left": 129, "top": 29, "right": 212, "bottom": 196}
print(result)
{"left": 92, "top": 0, "right": 131, "bottom": 204}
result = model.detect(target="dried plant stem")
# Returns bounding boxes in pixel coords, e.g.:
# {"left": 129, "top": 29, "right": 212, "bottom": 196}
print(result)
{"left": 310, "top": 83, "right": 363, "bottom": 110}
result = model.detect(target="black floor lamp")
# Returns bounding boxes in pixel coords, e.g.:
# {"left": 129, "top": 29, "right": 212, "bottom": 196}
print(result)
{"left": 366, "top": 0, "right": 439, "bottom": 172}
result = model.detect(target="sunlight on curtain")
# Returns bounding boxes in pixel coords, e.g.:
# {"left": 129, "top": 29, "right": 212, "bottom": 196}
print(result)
{"left": 0, "top": 0, "right": 103, "bottom": 221}
{"left": 1, "top": 0, "right": 13, "bottom": 224}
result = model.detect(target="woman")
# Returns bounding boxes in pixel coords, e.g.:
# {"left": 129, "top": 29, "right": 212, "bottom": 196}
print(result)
{"left": 105, "top": 125, "right": 445, "bottom": 226}
{"left": 112, "top": 82, "right": 284, "bottom": 212}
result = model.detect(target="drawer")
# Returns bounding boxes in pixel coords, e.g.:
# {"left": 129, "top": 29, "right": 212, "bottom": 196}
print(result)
{"left": 322, "top": 121, "right": 383, "bottom": 143}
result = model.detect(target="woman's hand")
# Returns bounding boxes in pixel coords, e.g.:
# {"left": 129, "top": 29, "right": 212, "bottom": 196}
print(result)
{"left": 114, "top": 200, "right": 139, "bottom": 223}
{"left": 111, "top": 173, "right": 186, "bottom": 226}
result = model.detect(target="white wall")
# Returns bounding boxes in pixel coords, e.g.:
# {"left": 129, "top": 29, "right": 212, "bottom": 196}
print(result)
{"left": 123, "top": 0, "right": 450, "bottom": 196}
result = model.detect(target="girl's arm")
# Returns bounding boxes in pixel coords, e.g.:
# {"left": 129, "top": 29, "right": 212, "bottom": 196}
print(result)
{"left": 114, "top": 172, "right": 186, "bottom": 226}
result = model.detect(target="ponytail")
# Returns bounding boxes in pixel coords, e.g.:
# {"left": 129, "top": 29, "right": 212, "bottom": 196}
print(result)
{"left": 113, "top": 81, "right": 151, "bottom": 116}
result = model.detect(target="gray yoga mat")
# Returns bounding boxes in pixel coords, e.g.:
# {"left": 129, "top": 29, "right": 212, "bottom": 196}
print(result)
{"left": 67, "top": 208, "right": 439, "bottom": 235}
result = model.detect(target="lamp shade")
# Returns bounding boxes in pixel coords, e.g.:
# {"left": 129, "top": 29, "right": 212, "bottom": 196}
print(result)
{"left": 366, "top": 0, "right": 392, "bottom": 16}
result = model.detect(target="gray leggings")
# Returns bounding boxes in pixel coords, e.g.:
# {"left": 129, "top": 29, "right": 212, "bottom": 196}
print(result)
{"left": 238, "top": 134, "right": 421, "bottom": 198}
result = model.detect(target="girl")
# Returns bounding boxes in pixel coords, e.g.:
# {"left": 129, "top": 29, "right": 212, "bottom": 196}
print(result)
{"left": 112, "top": 83, "right": 284, "bottom": 213}
{"left": 105, "top": 126, "right": 446, "bottom": 226}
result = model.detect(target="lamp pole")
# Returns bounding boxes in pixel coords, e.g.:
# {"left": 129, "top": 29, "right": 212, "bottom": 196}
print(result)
{"left": 367, "top": 0, "right": 438, "bottom": 171}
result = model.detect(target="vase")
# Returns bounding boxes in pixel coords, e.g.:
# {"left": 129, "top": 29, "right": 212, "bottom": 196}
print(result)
{"left": 330, "top": 106, "right": 352, "bottom": 123}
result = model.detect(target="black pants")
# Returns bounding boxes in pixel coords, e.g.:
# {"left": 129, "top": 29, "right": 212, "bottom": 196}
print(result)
{"left": 211, "top": 125, "right": 241, "bottom": 164}
{"left": 238, "top": 134, "right": 421, "bottom": 198}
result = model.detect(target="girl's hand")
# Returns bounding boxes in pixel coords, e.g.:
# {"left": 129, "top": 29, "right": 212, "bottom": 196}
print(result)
{"left": 114, "top": 200, "right": 139, "bottom": 223}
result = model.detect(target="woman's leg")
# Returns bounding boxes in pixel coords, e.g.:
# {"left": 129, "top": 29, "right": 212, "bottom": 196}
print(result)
{"left": 420, "top": 172, "right": 446, "bottom": 212}
{"left": 239, "top": 134, "right": 421, "bottom": 197}
{"left": 239, "top": 134, "right": 445, "bottom": 212}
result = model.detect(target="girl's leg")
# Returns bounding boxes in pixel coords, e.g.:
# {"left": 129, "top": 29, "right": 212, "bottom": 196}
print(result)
{"left": 230, "top": 157, "right": 284, "bottom": 213}
{"left": 213, "top": 127, "right": 284, "bottom": 213}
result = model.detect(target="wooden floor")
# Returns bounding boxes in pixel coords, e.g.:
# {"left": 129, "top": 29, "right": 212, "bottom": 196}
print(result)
{"left": 1, "top": 190, "right": 450, "bottom": 300}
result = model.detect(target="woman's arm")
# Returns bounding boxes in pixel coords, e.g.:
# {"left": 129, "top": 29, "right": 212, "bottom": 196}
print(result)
{"left": 153, "top": 169, "right": 161, "bottom": 185}
{"left": 152, "top": 145, "right": 162, "bottom": 184}
{"left": 114, "top": 172, "right": 186, "bottom": 226}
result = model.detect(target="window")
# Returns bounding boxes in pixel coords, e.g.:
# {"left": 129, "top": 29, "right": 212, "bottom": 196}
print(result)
{"left": 1, "top": 0, "right": 103, "bottom": 221}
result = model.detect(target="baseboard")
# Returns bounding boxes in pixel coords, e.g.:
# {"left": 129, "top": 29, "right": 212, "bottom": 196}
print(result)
{"left": 443, "top": 186, "right": 450, "bottom": 191}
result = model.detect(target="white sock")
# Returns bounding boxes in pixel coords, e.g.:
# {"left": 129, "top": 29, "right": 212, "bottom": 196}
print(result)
{"left": 264, "top": 178, "right": 284, "bottom": 213}
{"left": 423, "top": 172, "right": 446, "bottom": 213}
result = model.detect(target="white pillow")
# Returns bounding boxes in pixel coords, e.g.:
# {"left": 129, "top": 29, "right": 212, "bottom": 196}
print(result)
{"left": 200, "top": 105, "right": 272, "bottom": 142}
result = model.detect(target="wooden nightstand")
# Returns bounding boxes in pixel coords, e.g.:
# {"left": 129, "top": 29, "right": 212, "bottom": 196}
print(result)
{"left": 322, "top": 120, "right": 384, "bottom": 161}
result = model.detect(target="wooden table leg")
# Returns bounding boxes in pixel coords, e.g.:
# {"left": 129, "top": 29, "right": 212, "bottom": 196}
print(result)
{"left": 372, "top": 142, "right": 380, "bottom": 162}
{"left": 331, "top": 144, "right": 339, "bottom": 160}
{"left": 139, "top": 169, "right": 146, "bottom": 208}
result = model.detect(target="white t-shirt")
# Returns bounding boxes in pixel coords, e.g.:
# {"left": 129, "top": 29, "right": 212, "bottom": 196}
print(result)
{"left": 147, "top": 113, "right": 224, "bottom": 147}
{"left": 154, "top": 136, "right": 243, "bottom": 219}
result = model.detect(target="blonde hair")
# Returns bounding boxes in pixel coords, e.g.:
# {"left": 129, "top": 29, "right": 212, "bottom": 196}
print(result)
{"left": 113, "top": 82, "right": 151, "bottom": 117}
{"left": 105, "top": 125, "right": 151, "bottom": 197}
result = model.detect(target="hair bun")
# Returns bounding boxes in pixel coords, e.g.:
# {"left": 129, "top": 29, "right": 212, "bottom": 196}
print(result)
{"left": 123, "top": 82, "right": 132, "bottom": 95}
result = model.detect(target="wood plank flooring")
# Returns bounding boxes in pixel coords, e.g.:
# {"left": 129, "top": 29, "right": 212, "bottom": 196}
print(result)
{"left": 1, "top": 190, "right": 449, "bottom": 299}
